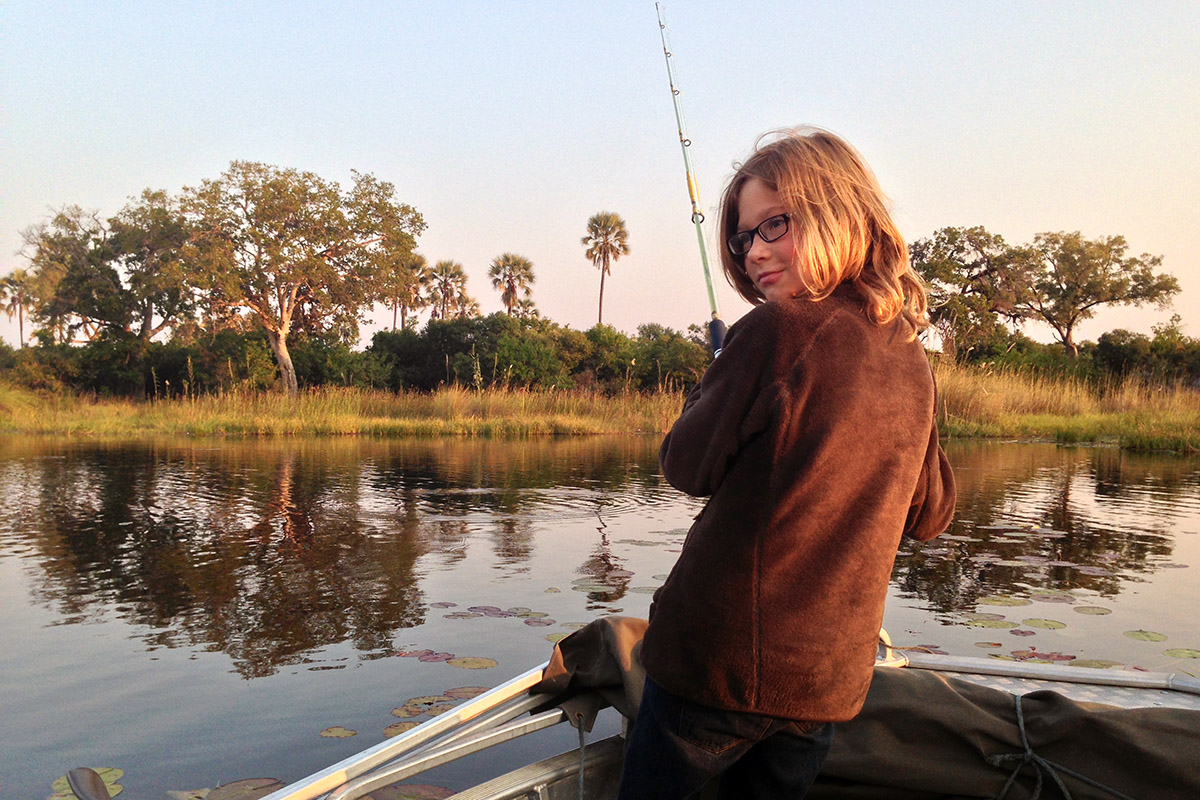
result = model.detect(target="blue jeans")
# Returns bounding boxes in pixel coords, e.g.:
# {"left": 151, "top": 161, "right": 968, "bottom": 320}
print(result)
{"left": 616, "top": 677, "right": 834, "bottom": 800}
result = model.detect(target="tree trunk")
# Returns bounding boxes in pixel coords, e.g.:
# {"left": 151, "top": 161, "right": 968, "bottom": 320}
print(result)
{"left": 18, "top": 307, "right": 25, "bottom": 347}
{"left": 392, "top": 301, "right": 398, "bottom": 331}
{"left": 266, "top": 329, "right": 300, "bottom": 397}
{"left": 597, "top": 268, "right": 606, "bottom": 326}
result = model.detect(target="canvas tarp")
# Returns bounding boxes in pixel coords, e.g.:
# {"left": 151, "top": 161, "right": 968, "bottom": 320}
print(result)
{"left": 536, "top": 617, "right": 1200, "bottom": 799}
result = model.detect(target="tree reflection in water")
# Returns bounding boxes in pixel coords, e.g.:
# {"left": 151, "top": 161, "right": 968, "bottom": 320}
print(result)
{"left": 5, "top": 437, "right": 1197, "bottom": 679}
{"left": 893, "top": 441, "right": 1194, "bottom": 615}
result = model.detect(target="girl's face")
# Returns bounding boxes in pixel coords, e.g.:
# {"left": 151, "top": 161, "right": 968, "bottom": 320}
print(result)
{"left": 736, "top": 178, "right": 803, "bottom": 303}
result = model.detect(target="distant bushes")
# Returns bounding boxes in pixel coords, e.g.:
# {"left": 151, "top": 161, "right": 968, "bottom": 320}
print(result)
{"left": 0, "top": 313, "right": 710, "bottom": 398}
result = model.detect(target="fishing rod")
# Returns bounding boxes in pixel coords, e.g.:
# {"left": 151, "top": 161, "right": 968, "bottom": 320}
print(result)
{"left": 655, "top": 3, "right": 727, "bottom": 356}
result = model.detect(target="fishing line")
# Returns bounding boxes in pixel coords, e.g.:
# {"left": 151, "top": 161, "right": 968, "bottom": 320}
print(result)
{"left": 655, "top": 3, "right": 727, "bottom": 356}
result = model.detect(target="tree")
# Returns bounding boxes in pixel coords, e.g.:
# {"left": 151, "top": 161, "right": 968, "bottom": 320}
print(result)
{"left": 427, "top": 259, "right": 475, "bottom": 320}
{"left": 1013, "top": 231, "right": 1179, "bottom": 357}
{"left": 19, "top": 206, "right": 126, "bottom": 343}
{"left": 0, "top": 268, "right": 36, "bottom": 347}
{"left": 581, "top": 212, "right": 630, "bottom": 325}
{"left": 108, "top": 189, "right": 195, "bottom": 341}
{"left": 381, "top": 251, "right": 431, "bottom": 331}
{"left": 488, "top": 252, "right": 535, "bottom": 315}
{"left": 909, "top": 226, "right": 1027, "bottom": 362}
{"left": 182, "top": 161, "right": 425, "bottom": 396}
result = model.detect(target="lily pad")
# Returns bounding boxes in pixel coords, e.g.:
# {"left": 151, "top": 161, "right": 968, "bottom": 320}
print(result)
{"left": 978, "top": 596, "right": 1032, "bottom": 607}
{"left": 1075, "top": 566, "right": 1114, "bottom": 576}
{"left": 560, "top": 623, "right": 587, "bottom": 630}
{"left": 974, "top": 642, "right": 1004, "bottom": 648}
{"left": 384, "top": 721, "right": 419, "bottom": 737}
{"left": 1073, "top": 606, "right": 1112, "bottom": 615}
{"left": 964, "top": 612, "right": 1006, "bottom": 621}
{"left": 544, "top": 587, "right": 561, "bottom": 593}
{"left": 394, "top": 696, "right": 457, "bottom": 718}
{"left": 523, "top": 618, "right": 554, "bottom": 626}
{"left": 443, "top": 612, "right": 482, "bottom": 619}
{"left": 418, "top": 652, "right": 455, "bottom": 663}
{"left": 429, "top": 602, "right": 457, "bottom": 608}
{"left": 1163, "top": 648, "right": 1200, "bottom": 659}
{"left": 967, "top": 619, "right": 1018, "bottom": 629}
{"left": 1124, "top": 630, "right": 1167, "bottom": 642}
{"left": 447, "top": 656, "right": 498, "bottom": 669}
{"left": 444, "top": 686, "right": 489, "bottom": 699}
{"left": 208, "top": 779, "right": 286, "bottom": 800}
{"left": 166, "top": 791, "right": 210, "bottom": 800}
{"left": 320, "top": 726, "right": 356, "bottom": 738}
{"left": 1022, "top": 619, "right": 1066, "bottom": 630}
{"left": 1010, "top": 629, "right": 1036, "bottom": 636}
{"left": 51, "top": 768, "right": 124, "bottom": 799}
{"left": 545, "top": 633, "right": 569, "bottom": 643}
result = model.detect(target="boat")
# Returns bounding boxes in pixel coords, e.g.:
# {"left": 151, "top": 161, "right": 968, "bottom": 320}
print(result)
{"left": 64, "top": 621, "right": 1200, "bottom": 800}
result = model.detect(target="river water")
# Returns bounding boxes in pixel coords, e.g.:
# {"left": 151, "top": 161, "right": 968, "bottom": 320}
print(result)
{"left": 1, "top": 436, "right": 1197, "bottom": 798}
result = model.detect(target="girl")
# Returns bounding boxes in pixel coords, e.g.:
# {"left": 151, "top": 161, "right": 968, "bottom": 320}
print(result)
{"left": 617, "top": 128, "right": 956, "bottom": 799}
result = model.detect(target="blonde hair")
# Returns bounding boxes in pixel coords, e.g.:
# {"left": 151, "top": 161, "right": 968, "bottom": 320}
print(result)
{"left": 717, "top": 127, "right": 929, "bottom": 337}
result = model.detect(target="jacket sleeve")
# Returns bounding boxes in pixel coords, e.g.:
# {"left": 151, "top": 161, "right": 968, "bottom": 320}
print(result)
{"left": 658, "top": 306, "right": 780, "bottom": 497}
{"left": 902, "top": 420, "right": 956, "bottom": 541}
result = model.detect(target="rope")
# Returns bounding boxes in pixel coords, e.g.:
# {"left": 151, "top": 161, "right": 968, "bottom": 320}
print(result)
{"left": 988, "top": 695, "right": 1138, "bottom": 800}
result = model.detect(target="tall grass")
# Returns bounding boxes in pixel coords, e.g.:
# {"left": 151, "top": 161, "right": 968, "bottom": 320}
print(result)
{"left": 934, "top": 360, "right": 1200, "bottom": 452}
{"left": 3, "top": 368, "right": 1197, "bottom": 451}
{"left": 0, "top": 384, "right": 684, "bottom": 438}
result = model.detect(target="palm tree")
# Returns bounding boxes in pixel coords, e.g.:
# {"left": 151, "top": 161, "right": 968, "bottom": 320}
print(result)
{"left": 581, "top": 212, "right": 630, "bottom": 325}
{"left": 0, "top": 268, "right": 35, "bottom": 347}
{"left": 385, "top": 251, "right": 431, "bottom": 331}
{"left": 488, "top": 253, "right": 535, "bottom": 315}
{"left": 428, "top": 260, "right": 472, "bottom": 320}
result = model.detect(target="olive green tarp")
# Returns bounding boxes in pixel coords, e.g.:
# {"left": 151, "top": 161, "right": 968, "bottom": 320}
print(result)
{"left": 536, "top": 617, "right": 1200, "bottom": 799}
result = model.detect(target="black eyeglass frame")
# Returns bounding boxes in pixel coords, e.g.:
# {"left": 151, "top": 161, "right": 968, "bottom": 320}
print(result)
{"left": 727, "top": 213, "right": 790, "bottom": 256}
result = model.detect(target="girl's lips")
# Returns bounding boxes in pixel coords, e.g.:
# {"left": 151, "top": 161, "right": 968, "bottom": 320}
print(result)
{"left": 755, "top": 269, "right": 782, "bottom": 288}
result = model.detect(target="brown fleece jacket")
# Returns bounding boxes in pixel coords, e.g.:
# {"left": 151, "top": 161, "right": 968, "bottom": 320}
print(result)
{"left": 640, "top": 285, "right": 956, "bottom": 723}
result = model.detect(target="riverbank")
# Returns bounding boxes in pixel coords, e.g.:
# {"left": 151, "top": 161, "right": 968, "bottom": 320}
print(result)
{"left": 934, "top": 361, "right": 1200, "bottom": 453}
{"left": 2, "top": 366, "right": 1198, "bottom": 451}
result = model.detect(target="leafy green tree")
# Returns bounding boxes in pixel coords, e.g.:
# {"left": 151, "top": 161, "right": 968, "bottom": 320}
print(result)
{"left": 0, "top": 267, "right": 36, "bottom": 347}
{"left": 182, "top": 161, "right": 425, "bottom": 395}
{"left": 19, "top": 206, "right": 127, "bottom": 343}
{"left": 1013, "top": 231, "right": 1178, "bottom": 357}
{"left": 488, "top": 252, "right": 535, "bottom": 315}
{"left": 581, "top": 211, "right": 630, "bottom": 325}
{"left": 909, "top": 226, "right": 1027, "bottom": 362}
{"left": 428, "top": 259, "right": 476, "bottom": 320}
{"left": 108, "top": 189, "right": 195, "bottom": 341}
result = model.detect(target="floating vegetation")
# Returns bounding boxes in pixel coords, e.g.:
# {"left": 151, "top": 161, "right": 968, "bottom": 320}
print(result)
{"left": 1164, "top": 649, "right": 1200, "bottom": 659}
{"left": 977, "top": 596, "right": 1033, "bottom": 607}
{"left": 1010, "top": 629, "right": 1036, "bottom": 637}
{"left": 545, "top": 633, "right": 569, "bottom": 643}
{"left": 1074, "top": 606, "right": 1112, "bottom": 615}
{"left": 384, "top": 721, "right": 419, "bottom": 737}
{"left": 50, "top": 768, "right": 124, "bottom": 799}
{"left": 544, "top": 586, "right": 562, "bottom": 593}
{"left": 444, "top": 686, "right": 488, "bottom": 699}
{"left": 1075, "top": 566, "right": 1115, "bottom": 576}
{"left": 394, "top": 696, "right": 457, "bottom": 718}
{"left": 1022, "top": 619, "right": 1067, "bottom": 630}
{"left": 429, "top": 602, "right": 457, "bottom": 609}
{"left": 967, "top": 619, "right": 1018, "bottom": 629}
{"left": 1124, "top": 630, "right": 1168, "bottom": 642}
{"left": 320, "top": 726, "right": 356, "bottom": 738}
{"left": 448, "top": 657, "right": 498, "bottom": 669}
{"left": 444, "top": 611, "right": 482, "bottom": 619}
{"left": 523, "top": 618, "right": 554, "bottom": 626}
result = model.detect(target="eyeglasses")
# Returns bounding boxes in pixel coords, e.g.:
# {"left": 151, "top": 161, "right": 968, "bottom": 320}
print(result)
{"left": 727, "top": 214, "right": 790, "bottom": 256}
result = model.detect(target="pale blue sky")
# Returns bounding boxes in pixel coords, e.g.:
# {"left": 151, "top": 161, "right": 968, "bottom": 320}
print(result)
{"left": 3, "top": 1, "right": 1197, "bottom": 348}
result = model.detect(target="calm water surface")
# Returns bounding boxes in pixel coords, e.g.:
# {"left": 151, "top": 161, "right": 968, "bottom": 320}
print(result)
{"left": 1, "top": 436, "right": 1198, "bottom": 798}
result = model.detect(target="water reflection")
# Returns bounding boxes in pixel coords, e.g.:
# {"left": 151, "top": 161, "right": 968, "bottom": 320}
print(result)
{"left": 0, "top": 437, "right": 672, "bottom": 678}
{"left": 895, "top": 442, "right": 1194, "bottom": 615}
{"left": 1, "top": 436, "right": 1197, "bottom": 681}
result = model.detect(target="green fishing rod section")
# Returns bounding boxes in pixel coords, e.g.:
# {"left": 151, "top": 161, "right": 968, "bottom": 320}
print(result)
{"left": 656, "top": 3, "right": 727, "bottom": 356}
